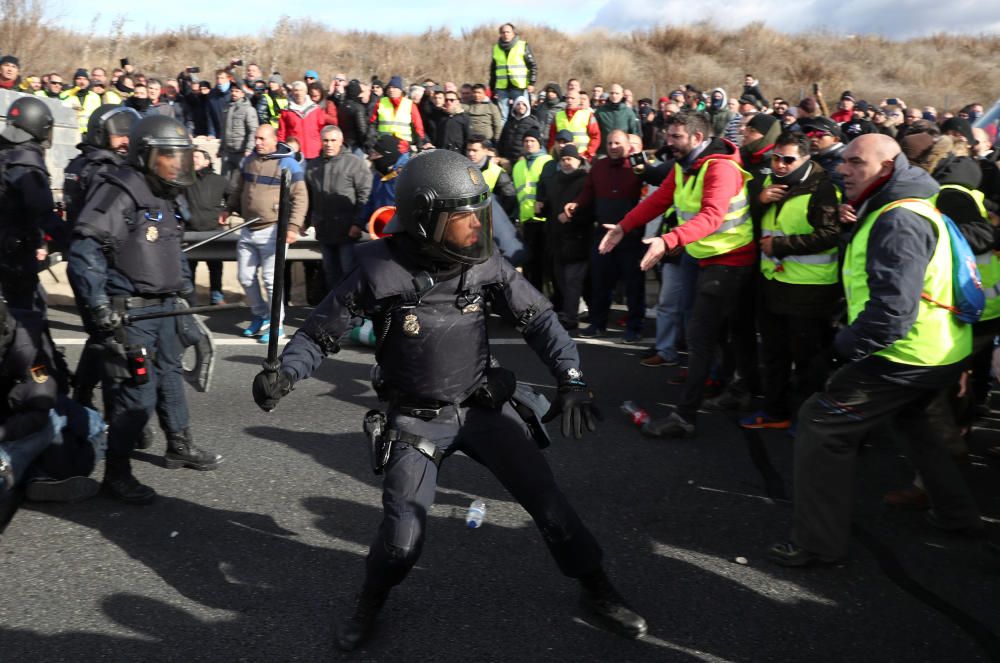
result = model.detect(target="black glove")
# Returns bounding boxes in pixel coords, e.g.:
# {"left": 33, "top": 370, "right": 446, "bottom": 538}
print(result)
{"left": 252, "top": 369, "right": 295, "bottom": 412}
{"left": 91, "top": 304, "right": 122, "bottom": 333}
{"left": 542, "top": 379, "right": 602, "bottom": 440}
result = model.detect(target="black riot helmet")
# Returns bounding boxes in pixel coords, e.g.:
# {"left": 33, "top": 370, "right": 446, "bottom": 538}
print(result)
{"left": 127, "top": 114, "right": 196, "bottom": 191}
{"left": 388, "top": 149, "right": 493, "bottom": 265}
{"left": 86, "top": 104, "right": 140, "bottom": 149}
{"left": 1, "top": 95, "right": 54, "bottom": 146}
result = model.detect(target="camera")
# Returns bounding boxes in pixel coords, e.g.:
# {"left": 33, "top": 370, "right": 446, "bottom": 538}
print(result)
{"left": 187, "top": 66, "right": 200, "bottom": 74}
{"left": 628, "top": 151, "right": 649, "bottom": 168}
{"left": 120, "top": 57, "right": 131, "bottom": 67}
{"left": 886, "top": 98, "right": 898, "bottom": 106}
{"left": 231, "top": 59, "right": 244, "bottom": 67}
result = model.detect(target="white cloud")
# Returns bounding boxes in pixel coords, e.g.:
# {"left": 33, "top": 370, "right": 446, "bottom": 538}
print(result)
{"left": 587, "top": 0, "right": 1000, "bottom": 38}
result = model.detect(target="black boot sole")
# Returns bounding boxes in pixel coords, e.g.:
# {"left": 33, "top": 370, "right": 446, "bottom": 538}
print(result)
{"left": 100, "top": 481, "right": 157, "bottom": 505}
{"left": 164, "top": 455, "right": 222, "bottom": 471}
{"left": 26, "top": 476, "right": 100, "bottom": 503}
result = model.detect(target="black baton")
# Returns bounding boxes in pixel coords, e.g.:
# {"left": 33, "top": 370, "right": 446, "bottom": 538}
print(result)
{"left": 263, "top": 169, "right": 292, "bottom": 373}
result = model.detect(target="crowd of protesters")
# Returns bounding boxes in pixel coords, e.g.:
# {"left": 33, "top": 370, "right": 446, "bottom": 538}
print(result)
{"left": 1, "top": 21, "right": 999, "bottom": 565}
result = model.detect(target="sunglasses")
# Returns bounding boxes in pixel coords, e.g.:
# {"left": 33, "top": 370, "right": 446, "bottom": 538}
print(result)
{"left": 445, "top": 97, "right": 459, "bottom": 102}
{"left": 50, "top": 81, "right": 63, "bottom": 86}
{"left": 771, "top": 154, "right": 800, "bottom": 165}
{"left": 805, "top": 130, "right": 830, "bottom": 138}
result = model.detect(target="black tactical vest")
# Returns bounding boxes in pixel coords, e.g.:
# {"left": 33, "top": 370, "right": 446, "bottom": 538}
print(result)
{"left": 63, "top": 147, "right": 122, "bottom": 225}
{"left": 355, "top": 240, "right": 505, "bottom": 404}
{"left": 79, "top": 168, "right": 186, "bottom": 295}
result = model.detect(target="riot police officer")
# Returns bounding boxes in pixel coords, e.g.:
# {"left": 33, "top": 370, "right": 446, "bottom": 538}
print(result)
{"left": 65, "top": 105, "right": 141, "bottom": 410}
{"left": 63, "top": 105, "right": 141, "bottom": 225}
{"left": 0, "top": 95, "right": 62, "bottom": 311}
{"left": 253, "top": 149, "right": 647, "bottom": 651}
{"left": 68, "top": 115, "right": 222, "bottom": 505}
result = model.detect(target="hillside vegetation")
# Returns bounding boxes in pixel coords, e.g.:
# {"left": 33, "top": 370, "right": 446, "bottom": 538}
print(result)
{"left": 4, "top": 1, "right": 999, "bottom": 110}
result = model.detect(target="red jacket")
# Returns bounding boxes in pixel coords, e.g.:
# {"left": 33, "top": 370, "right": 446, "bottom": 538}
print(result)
{"left": 278, "top": 102, "right": 338, "bottom": 159}
{"left": 619, "top": 138, "right": 755, "bottom": 267}
{"left": 546, "top": 107, "right": 601, "bottom": 160}
{"left": 830, "top": 109, "right": 852, "bottom": 124}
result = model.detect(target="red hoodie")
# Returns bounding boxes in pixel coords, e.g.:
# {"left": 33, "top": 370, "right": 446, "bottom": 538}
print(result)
{"left": 278, "top": 101, "right": 338, "bottom": 159}
{"left": 618, "top": 138, "right": 756, "bottom": 267}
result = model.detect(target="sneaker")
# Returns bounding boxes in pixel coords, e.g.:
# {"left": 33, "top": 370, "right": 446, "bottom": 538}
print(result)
{"left": 243, "top": 316, "right": 270, "bottom": 337}
{"left": 640, "top": 354, "right": 679, "bottom": 368}
{"left": 621, "top": 331, "right": 644, "bottom": 344}
{"left": 578, "top": 325, "right": 604, "bottom": 339}
{"left": 26, "top": 476, "right": 100, "bottom": 503}
{"left": 739, "top": 411, "right": 792, "bottom": 430}
{"left": 703, "top": 388, "right": 752, "bottom": 411}
{"left": 258, "top": 327, "right": 283, "bottom": 344}
{"left": 210, "top": 291, "right": 226, "bottom": 305}
{"left": 642, "top": 412, "right": 696, "bottom": 438}
{"left": 768, "top": 541, "right": 841, "bottom": 567}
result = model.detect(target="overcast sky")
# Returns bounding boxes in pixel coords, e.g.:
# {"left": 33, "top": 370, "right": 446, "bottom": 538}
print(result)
{"left": 56, "top": 0, "right": 1000, "bottom": 38}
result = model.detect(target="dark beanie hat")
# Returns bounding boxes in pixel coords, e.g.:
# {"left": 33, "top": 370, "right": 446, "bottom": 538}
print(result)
{"left": 346, "top": 79, "right": 362, "bottom": 99}
{"left": 559, "top": 144, "right": 581, "bottom": 160}
{"left": 940, "top": 116, "right": 977, "bottom": 147}
{"left": 74, "top": 68, "right": 89, "bottom": 79}
{"left": 0, "top": 55, "right": 20, "bottom": 67}
{"left": 523, "top": 127, "right": 542, "bottom": 143}
{"left": 747, "top": 112, "right": 779, "bottom": 135}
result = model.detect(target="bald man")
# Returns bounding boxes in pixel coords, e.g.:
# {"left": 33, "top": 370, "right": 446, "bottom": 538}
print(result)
{"left": 770, "top": 133, "right": 986, "bottom": 567}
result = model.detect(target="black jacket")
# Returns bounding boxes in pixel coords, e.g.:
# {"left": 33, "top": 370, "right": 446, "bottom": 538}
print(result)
{"left": 182, "top": 167, "right": 229, "bottom": 232}
{"left": 538, "top": 166, "right": 590, "bottom": 262}
{"left": 932, "top": 156, "right": 992, "bottom": 253}
{"left": 430, "top": 108, "right": 470, "bottom": 153}
{"left": 498, "top": 111, "right": 541, "bottom": 161}
{"left": 340, "top": 98, "right": 370, "bottom": 151}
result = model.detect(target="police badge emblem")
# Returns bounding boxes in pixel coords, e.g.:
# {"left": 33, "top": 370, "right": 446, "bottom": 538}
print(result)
{"left": 146, "top": 226, "right": 159, "bottom": 242}
{"left": 402, "top": 313, "right": 420, "bottom": 336}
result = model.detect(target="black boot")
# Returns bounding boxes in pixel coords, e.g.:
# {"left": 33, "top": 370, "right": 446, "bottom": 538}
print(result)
{"left": 102, "top": 460, "right": 156, "bottom": 505}
{"left": 579, "top": 570, "right": 648, "bottom": 639}
{"left": 335, "top": 586, "right": 389, "bottom": 652}
{"left": 165, "top": 429, "right": 222, "bottom": 471}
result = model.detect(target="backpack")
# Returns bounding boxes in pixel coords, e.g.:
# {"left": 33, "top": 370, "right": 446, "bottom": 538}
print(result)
{"left": 884, "top": 198, "right": 984, "bottom": 324}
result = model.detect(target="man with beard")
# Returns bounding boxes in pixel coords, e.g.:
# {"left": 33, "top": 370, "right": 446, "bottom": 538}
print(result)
{"left": 739, "top": 131, "right": 841, "bottom": 430}
{"left": 600, "top": 112, "right": 755, "bottom": 437}
{"left": 800, "top": 116, "right": 846, "bottom": 192}
{"left": 490, "top": 23, "right": 538, "bottom": 123}
{"left": 594, "top": 84, "right": 639, "bottom": 156}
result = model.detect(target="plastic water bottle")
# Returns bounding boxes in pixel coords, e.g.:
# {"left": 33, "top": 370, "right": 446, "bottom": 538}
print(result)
{"left": 621, "top": 401, "right": 650, "bottom": 427}
{"left": 466, "top": 499, "right": 487, "bottom": 529}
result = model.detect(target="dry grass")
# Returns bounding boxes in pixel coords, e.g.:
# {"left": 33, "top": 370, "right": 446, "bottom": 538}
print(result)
{"left": 7, "top": 4, "right": 1000, "bottom": 110}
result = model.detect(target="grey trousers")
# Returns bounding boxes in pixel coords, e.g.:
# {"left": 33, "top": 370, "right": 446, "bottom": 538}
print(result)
{"left": 792, "top": 360, "right": 981, "bottom": 559}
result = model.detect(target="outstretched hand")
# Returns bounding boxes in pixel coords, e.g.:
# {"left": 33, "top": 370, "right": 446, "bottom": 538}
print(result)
{"left": 598, "top": 224, "right": 623, "bottom": 254}
{"left": 639, "top": 236, "right": 667, "bottom": 271}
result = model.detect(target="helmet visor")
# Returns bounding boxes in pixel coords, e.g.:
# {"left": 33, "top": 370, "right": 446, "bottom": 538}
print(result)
{"left": 146, "top": 146, "right": 195, "bottom": 188}
{"left": 104, "top": 107, "right": 140, "bottom": 137}
{"left": 431, "top": 197, "right": 493, "bottom": 264}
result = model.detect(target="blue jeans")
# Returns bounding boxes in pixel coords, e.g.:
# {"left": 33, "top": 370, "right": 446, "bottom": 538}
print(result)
{"left": 320, "top": 241, "right": 358, "bottom": 292}
{"left": 237, "top": 224, "right": 283, "bottom": 324}
{"left": 495, "top": 88, "right": 527, "bottom": 123}
{"left": 653, "top": 253, "right": 699, "bottom": 360}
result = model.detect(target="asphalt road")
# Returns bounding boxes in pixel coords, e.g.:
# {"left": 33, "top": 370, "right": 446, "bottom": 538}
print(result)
{"left": 1, "top": 304, "right": 999, "bottom": 663}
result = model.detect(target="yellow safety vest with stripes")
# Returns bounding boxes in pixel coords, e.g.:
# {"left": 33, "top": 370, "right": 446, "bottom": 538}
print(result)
{"left": 512, "top": 154, "right": 552, "bottom": 222}
{"left": 554, "top": 109, "right": 593, "bottom": 153}
{"left": 759, "top": 174, "right": 840, "bottom": 285}
{"left": 492, "top": 40, "right": 529, "bottom": 90}
{"left": 672, "top": 159, "right": 753, "bottom": 259}
{"left": 844, "top": 198, "right": 971, "bottom": 366}
{"left": 377, "top": 97, "right": 413, "bottom": 142}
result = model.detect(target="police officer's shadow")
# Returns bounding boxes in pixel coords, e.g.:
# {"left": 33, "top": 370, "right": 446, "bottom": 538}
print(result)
{"left": 23, "top": 495, "right": 367, "bottom": 660}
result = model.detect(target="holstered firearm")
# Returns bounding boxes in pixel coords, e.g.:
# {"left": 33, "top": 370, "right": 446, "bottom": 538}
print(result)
{"left": 363, "top": 410, "right": 391, "bottom": 475}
